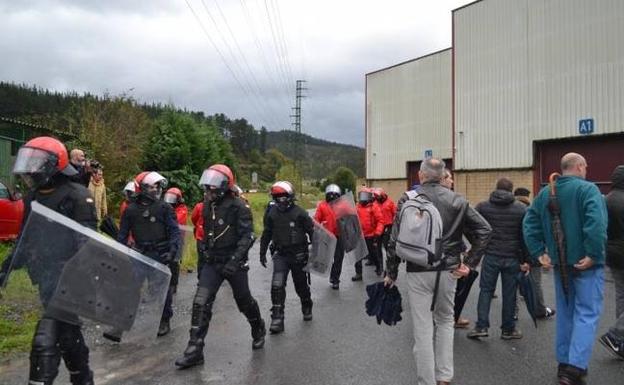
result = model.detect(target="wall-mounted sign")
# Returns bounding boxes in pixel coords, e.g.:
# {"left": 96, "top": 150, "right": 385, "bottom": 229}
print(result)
{"left": 579, "top": 118, "right": 594, "bottom": 135}
{"left": 424, "top": 149, "right": 433, "bottom": 158}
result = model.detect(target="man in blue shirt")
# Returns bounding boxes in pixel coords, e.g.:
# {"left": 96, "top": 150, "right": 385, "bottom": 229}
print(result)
{"left": 523, "top": 153, "right": 607, "bottom": 385}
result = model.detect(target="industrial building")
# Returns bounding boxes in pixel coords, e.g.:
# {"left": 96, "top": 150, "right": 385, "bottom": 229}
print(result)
{"left": 365, "top": 0, "right": 624, "bottom": 203}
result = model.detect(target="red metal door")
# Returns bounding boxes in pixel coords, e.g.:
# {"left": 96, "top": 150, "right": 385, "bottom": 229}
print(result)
{"left": 534, "top": 134, "right": 624, "bottom": 194}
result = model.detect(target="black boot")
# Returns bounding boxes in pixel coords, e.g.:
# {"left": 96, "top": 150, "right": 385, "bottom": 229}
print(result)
{"left": 157, "top": 319, "right": 171, "bottom": 337}
{"left": 175, "top": 327, "right": 206, "bottom": 369}
{"left": 175, "top": 303, "right": 210, "bottom": 369}
{"left": 70, "top": 370, "right": 94, "bottom": 385}
{"left": 558, "top": 365, "right": 587, "bottom": 385}
{"left": 302, "top": 300, "right": 313, "bottom": 321}
{"left": 250, "top": 318, "right": 266, "bottom": 349}
{"left": 269, "top": 306, "right": 285, "bottom": 334}
{"left": 241, "top": 299, "right": 266, "bottom": 350}
{"left": 58, "top": 322, "right": 93, "bottom": 385}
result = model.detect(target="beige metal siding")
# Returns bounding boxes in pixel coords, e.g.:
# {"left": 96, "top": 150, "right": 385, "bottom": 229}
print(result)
{"left": 454, "top": 0, "right": 624, "bottom": 170}
{"left": 366, "top": 49, "right": 452, "bottom": 179}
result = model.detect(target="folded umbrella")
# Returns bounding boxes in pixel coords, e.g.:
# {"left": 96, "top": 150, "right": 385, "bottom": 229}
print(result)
{"left": 516, "top": 271, "right": 538, "bottom": 327}
{"left": 453, "top": 269, "right": 479, "bottom": 322}
{"left": 365, "top": 281, "right": 403, "bottom": 326}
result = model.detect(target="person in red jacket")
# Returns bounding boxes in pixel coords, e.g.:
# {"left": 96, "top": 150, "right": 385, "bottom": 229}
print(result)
{"left": 374, "top": 188, "right": 397, "bottom": 257}
{"left": 354, "top": 187, "right": 384, "bottom": 280}
{"left": 315, "top": 184, "right": 344, "bottom": 289}
{"left": 164, "top": 187, "right": 188, "bottom": 294}
{"left": 191, "top": 200, "right": 205, "bottom": 279}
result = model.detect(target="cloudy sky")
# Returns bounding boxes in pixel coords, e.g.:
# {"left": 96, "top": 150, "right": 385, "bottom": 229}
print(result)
{"left": 0, "top": 0, "right": 470, "bottom": 146}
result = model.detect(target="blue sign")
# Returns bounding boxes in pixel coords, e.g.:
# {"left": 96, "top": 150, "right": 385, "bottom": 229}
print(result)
{"left": 579, "top": 118, "right": 594, "bottom": 135}
{"left": 424, "top": 149, "right": 433, "bottom": 158}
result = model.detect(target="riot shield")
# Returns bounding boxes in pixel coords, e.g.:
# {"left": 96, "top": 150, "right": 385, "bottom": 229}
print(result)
{"left": 7, "top": 201, "right": 171, "bottom": 341}
{"left": 330, "top": 192, "right": 368, "bottom": 263}
{"left": 304, "top": 220, "right": 337, "bottom": 277}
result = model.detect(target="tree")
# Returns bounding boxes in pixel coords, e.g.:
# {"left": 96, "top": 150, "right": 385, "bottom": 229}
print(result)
{"left": 275, "top": 163, "right": 301, "bottom": 187}
{"left": 325, "top": 166, "right": 357, "bottom": 195}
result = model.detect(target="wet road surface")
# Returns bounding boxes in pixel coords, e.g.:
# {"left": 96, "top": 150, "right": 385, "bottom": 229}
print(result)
{"left": 1, "top": 244, "right": 623, "bottom": 384}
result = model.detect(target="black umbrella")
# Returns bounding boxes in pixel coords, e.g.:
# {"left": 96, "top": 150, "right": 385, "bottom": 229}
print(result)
{"left": 365, "top": 282, "right": 403, "bottom": 326}
{"left": 99, "top": 215, "right": 119, "bottom": 240}
{"left": 547, "top": 173, "right": 569, "bottom": 301}
{"left": 453, "top": 269, "right": 479, "bottom": 322}
{"left": 517, "top": 271, "right": 538, "bottom": 327}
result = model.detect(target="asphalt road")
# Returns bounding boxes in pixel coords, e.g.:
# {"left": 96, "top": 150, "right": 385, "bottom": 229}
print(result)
{"left": 1, "top": 244, "right": 623, "bottom": 385}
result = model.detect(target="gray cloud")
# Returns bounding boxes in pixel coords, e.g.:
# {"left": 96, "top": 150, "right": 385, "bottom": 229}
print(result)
{"left": 0, "top": 0, "right": 468, "bottom": 147}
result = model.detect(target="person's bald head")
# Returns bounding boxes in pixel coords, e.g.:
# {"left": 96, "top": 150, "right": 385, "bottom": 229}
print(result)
{"left": 561, "top": 152, "right": 587, "bottom": 179}
{"left": 70, "top": 149, "right": 85, "bottom": 166}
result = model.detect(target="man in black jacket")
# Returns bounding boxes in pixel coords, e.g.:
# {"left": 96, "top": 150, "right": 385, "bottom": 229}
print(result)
{"left": 468, "top": 178, "right": 530, "bottom": 340}
{"left": 385, "top": 157, "right": 491, "bottom": 385}
{"left": 260, "top": 181, "right": 315, "bottom": 334}
{"left": 175, "top": 164, "right": 265, "bottom": 369}
{"left": 599, "top": 165, "right": 624, "bottom": 359}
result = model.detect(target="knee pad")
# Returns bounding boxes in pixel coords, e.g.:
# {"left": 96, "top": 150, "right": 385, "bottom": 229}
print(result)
{"left": 271, "top": 271, "right": 287, "bottom": 288}
{"left": 193, "top": 286, "right": 216, "bottom": 307}
{"left": 30, "top": 318, "right": 61, "bottom": 383}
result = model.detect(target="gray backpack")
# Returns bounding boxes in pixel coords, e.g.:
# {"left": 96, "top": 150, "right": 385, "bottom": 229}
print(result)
{"left": 395, "top": 190, "right": 444, "bottom": 268}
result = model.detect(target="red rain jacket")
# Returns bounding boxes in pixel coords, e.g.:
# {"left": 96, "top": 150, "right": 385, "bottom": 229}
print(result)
{"left": 357, "top": 202, "right": 384, "bottom": 238}
{"left": 315, "top": 200, "right": 338, "bottom": 236}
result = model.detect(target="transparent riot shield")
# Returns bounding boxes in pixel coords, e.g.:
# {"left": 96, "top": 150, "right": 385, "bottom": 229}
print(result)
{"left": 7, "top": 201, "right": 171, "bottom": 341}
{"left": 330, "top": 192, "right": 368, "bottom": 263}
{"left": 178, "top": 224, "right": 195, "bottom": 263}
{"left": 304, "top": 220, "right": 337, "bottom": 277}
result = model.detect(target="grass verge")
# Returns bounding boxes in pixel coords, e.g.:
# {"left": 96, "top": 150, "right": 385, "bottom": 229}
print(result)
{"left": 0, "top": 242, "right": 41, "bottom": 358}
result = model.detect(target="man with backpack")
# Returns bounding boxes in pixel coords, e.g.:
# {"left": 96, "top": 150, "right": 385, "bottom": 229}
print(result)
{"left": 384, "top": 157, "right": 491, "bottom": 385}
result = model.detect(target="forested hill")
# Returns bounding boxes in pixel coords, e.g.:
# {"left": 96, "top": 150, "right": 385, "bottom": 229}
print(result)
{"left": 265, "top": 131, "right": 364, "bottom": 179}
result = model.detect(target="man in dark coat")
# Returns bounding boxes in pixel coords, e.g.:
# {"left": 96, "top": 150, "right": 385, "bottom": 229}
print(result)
{"left": 468, "top": 178, "right": 530, "bottom": 340}
{"left": 599, "top": 165, "right": 624, "bottom": 359}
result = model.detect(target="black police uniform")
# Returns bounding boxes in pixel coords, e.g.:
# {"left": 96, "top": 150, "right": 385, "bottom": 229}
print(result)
{"left": 260, "top": 203, "right": 314, "bottom": 332}
{"left": 2, "top": 175, "right": 98, "bottom": 385}
{"left": 175, "top": 193, "right": 264, "bottom": 369}
{"left": 118, "top": 195, "right": 180, "bottom": 332}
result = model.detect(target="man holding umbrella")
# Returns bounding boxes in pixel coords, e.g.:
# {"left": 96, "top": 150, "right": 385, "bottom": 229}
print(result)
{"left": 523, "top": 153, "right": 607, "bottom": 385}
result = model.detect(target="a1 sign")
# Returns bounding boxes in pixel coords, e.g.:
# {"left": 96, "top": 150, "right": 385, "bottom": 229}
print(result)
{"left": 424, "top": 149, "right": 433, "bottom": 158}
{"left": 579, "top": 118, "right": 594, "bottom": 135}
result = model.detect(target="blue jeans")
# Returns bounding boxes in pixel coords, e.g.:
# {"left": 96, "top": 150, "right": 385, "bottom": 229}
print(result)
{"left": 553, "top": 267, "right": 604, "bottom": 370}
{"left": 476, "top": 255, "right": 520, "bottom": 331}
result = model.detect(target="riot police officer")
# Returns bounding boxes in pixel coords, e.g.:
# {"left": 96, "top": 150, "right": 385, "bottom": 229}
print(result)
{"left": 314, "top": 184, "right": 344, "bottom": 289}
{"left": 118, "top": 171, "right": 180, "bottom": 337}
{"left": 175, "top": 164, "right": 265, "bottom": 369}
{"left": 1, "top": 137, "right": 97, "bottom": 385}
{"left": 260, "top": 181, "right": 314, "bottom": 334}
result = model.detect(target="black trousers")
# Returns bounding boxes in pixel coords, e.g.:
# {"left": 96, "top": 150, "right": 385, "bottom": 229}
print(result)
{"left": 30, "top": 317, "right": 92, "bottom": 385}
{"left": 329, "top": 238, "right": 345, "bottom": 284}
{"left": 196, "top": 262, "right": 260, "bottom": 318}
{"left": 355, "top": 237, "right": 381, "bottom": 275}
{"left": 271, "top": 253, "right": 312, "bottom": 308}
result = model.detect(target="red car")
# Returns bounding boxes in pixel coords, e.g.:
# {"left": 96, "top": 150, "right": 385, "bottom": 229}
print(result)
{"left": 0, "top": 180, "right": 24, "bottom": 241}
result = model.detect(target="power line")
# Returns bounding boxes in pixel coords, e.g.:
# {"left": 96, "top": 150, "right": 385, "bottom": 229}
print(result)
{"left": 198, "top": 0, "right": 281, "bottom": 130}
{"left": 212, "top": 0, "right": 289, "bottom": 129}
{"left": 269, "top": 0, "right": 296, "bottom": 91}
{"left": 238, "top": 0, "right": 292, "bottom": 118}
{"left": 262, "top": 0, "right": 294, "bottom": 100}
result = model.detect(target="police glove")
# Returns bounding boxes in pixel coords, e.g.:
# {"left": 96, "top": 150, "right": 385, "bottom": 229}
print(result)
{"left": 222, "top": 257, "right": 240, "bottom": 277}
{"left": 160, "top": 251, "right": 175, "bottom": 265}
{"left": 260, "top": 253, "right": 267, "bottom": 268}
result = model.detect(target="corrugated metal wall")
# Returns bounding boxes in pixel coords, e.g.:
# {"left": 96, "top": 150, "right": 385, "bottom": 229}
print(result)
{"left": 366, "top": 49, "right": 452, "bottom": 179}
{"left": 454, "top": 0, "right": 624, "bottom": 170}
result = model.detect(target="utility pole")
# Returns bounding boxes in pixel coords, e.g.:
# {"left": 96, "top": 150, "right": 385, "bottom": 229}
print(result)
{"left": 290, "top": 80, "right": 306, "bottom": 198}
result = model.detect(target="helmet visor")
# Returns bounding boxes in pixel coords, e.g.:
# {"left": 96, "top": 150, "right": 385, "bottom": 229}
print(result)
{"left": 12, "top": 147, "right": 56, "bottom": 175}
{"left": 199, "top": 169, "right": 228, "bottom": 189}
{"left": 358, "top": 191, "right": 372, "bottom": 202}
{"left": 163, "top": 192, "right": 178, "bottom": 204}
